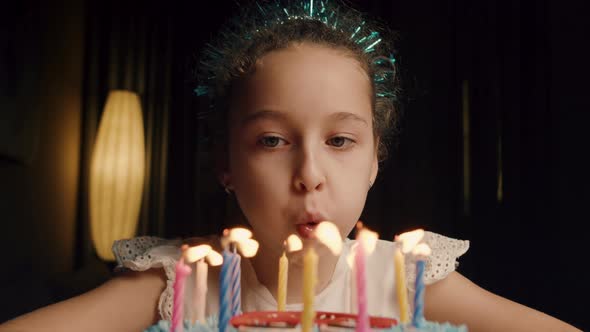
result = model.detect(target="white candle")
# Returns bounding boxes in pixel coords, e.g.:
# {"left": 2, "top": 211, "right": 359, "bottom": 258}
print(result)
{"left": 194, "top": 258, "right": 208, "bottom": 323}
{"left": 184, "top": 244, "right": 223, "bottom": 324}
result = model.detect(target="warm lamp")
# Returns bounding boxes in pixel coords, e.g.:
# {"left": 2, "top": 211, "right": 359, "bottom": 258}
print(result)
{"left": 89, "top": 90, "right": 145, "bottom": 261}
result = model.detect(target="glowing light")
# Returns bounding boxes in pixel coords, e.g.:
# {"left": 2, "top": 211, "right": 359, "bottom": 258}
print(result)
{"left": 397, "top": 229, "right": 425, "bottom": 254}
{"left": 346, "top": 243, "right": 357, "bottom": 268}
{"left": 412, "top": 243, "right": 431, "bottom": 257}
{"left": 315, "top": 221, "right": 342, "bottom": 255}
{"left": 184, "top": 244, "right": 212, "bottom": 263}
{"left": 229, "top": 228, "right": 253, "bottom": 242}
{"left": 358, "top": 227, "right": 378, "bottom": 254}
{"left": 237, "top": 238, "right": 260, "bottom": 258}
{"left": 90, "top": 90, "right": 145, "bottom": 261}
{"left": 206, "top": 250, "right": 224, "bottom": 266}
{"left": 286, "top": 234, "right": 303, "bottom": 252}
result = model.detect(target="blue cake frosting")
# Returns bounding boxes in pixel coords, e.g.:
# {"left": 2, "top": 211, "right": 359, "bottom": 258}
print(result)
{"left": 144, "top": 316, "right": 467, "bottom": 332}
{"left": 387, "top": 321, "right": 467, "bottom": 332}
{"left": 144, "top": 319, "right": 221, "bottom": 332}
{"left": 143, "top": 320, "right": 323, "bottom": 332}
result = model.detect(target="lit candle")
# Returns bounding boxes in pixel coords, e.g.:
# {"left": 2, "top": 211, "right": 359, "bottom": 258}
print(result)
{"left": 354, "top": 222, "right": 378, "bottom": 332}
{"left": 301, "top": 245, "right": 318, "bottom": 332}
{"left": 277, "top": 249, "right": 288, "bottom": 311}
{"left": 184, "top": 244, "right": 223, "bottom": 324}
{"left": 228, "top": 228, "right": 259, "bottom": 317}
{"left": 230, "top": 245, "right": 241, "bottom": 316}
{"left": 411, "top": 243, "right": 431, "bottom": 328}
{"left": 226, "top": 228, "right": 252, "bottom": 317}
{"left": 301, "top": 222, "right": 343, "bottom": 332}
{"left": 186, "top": 245, "right": 211, "bottom": 324}
{"left": 194, "top": 259, "right": 208, "bottom": 322}
{"left": 172, "top": 246, "right": 192, "bottom": 332}
{"left": 219, "top": 248, "right": 233, "bottom": 332}
{"left": 219, "top": 228, "right": 234, "bottom": 332}
{"left": 395, "top": 229, "right": 425, "bottom": 324}
{"left": 278, "top": 235, "right": 303, "bottom": 311}
{"left": 393, "top": 239, "right": 410, "bottom": 324}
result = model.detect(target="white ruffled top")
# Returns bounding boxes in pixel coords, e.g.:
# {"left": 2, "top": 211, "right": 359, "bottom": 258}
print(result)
{"left": 112, "top": 232, "right": 469, "bottom": 322}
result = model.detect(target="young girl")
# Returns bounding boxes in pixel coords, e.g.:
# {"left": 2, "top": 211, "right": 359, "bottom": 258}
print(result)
{"left": 0, "top": 1, "right": 581, "bottom": 331}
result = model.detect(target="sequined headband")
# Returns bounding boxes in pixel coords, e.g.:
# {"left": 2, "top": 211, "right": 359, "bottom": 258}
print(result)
{"left": 194, "top": 0, "right": 398, "bottom": 114}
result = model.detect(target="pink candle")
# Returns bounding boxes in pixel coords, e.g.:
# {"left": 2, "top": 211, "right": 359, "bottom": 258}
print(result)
{"left": 172, "top": 256, "right": 192, "bottom": 332}
{"left": 355, "top": 226, "right": 370, "bottom": 332}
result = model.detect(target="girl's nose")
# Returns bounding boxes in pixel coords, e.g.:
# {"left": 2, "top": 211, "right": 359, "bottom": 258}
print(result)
{"left": 292, "top": 147, "right": 326, "bottom": 192}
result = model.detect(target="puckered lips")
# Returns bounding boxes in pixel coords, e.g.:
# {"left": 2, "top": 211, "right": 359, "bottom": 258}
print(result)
{"left": 295, "top": 212, "right": 327, "bottom": 239}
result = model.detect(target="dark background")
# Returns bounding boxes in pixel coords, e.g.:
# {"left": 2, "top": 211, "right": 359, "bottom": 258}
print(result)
{"left": 1, "top": 0, "right": 588, "bottom": 329}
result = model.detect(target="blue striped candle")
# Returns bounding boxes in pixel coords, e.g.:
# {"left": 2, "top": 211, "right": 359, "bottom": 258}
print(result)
{"left": 412, "top": 259, "right": 426, "bottom": 328}
{"left": 230, "top": 252, "right": 242, "bottom": 316}
{"left": 219, "top": 249, "right": 233, "bottom": 332}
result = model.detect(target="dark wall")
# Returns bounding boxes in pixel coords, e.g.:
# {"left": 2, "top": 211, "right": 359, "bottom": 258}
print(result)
{"left": 0, "top": 0, "right": 85, "bottom": 320}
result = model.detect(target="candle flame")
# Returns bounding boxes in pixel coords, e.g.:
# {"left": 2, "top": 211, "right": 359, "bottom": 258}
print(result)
{"left": 315, "top": 221, "right": 342, "bottom": 255}
{"left": 229, "top": 227, "right": 253, "bottom": 242}
{"left": 184, "top": 244, "right": 212, "bottom": 263}
{"left": 286, "top": 234, "right": 303, "bottom": 252}
{"left": 412, "top": 243, "right": 431, "bottom": 256}
{"left": 346, "top": 243, "right": 357, "bottom": 268}
{"left": 237, "top": 238, "right": 259, "bottom": 257}
{"left": 206, "top": 250, "right": 223, "bottom": 266}
{"left": 396, "top": 229, "right": 425, "bottom": 254}
{"left": 221, "top": 229, "right": 230, "bottom": 248}
{"left": 358, "top": 228, "right": 379, "bottom": 254}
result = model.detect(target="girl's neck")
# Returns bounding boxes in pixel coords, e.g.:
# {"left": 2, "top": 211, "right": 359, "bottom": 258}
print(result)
{"left": 249, "top": 242, "right": 340, "bottom": 304}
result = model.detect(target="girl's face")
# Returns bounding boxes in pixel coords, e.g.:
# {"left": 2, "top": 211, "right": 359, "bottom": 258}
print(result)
{"left": 225, "top": 43, "right": 378, "bottom": 253}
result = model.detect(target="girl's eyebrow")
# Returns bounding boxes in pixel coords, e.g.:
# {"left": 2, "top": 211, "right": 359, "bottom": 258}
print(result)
{"left": 241, "top": 110, "right": 287, "bottom": 125}
{"left": 329, "top": 111, "right": 369, "bottom": 126}
{"left": 240, "top": 109, "right": 368, "bottom": 126}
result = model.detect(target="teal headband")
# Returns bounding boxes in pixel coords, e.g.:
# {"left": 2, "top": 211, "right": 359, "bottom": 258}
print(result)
{"left": 195, "top": 0, "right": 398, "bottom": 114}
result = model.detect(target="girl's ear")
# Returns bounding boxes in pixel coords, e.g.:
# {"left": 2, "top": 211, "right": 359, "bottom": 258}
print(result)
{"left": 216, "top": 156, "right": 233, "bottom": 190}
{"left": 214, "top": 143, "right": 233, "bottom": 190}
{"left": 370, "top": 154, "right": 379, "bottom": 187}
{"left": 219, "top": 172, "right": 233, "bottom": 190}
{"left": 369, "top": 137, "right": 380, "bottom": 186}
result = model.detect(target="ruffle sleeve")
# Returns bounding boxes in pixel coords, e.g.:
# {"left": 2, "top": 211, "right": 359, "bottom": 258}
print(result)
{"left": 112, "top": 236, "right": 182, "bottom": 321}
{"left": 402, "top": 231, "right": 469, "bottom": 290}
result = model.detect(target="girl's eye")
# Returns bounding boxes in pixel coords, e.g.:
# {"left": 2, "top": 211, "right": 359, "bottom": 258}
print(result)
{"left": 258, "top": 136, "right": 287, "bottom": 148}
{"left": 327, "top": 136, "right": 355, "bottom": 148}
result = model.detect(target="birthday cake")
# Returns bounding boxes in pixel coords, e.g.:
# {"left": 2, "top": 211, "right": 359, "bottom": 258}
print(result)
{"left": 143, "top": 311, "right": 467, "bottom": 332}
{"left": 114, "top": 223, "right": 467, "bottom": 332}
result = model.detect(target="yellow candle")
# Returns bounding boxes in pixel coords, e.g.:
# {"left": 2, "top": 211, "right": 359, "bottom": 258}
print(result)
{"left": 277, "top": 251, "right": 288, "bottom": 311}
{"left": 301, "top": 246, "right": 318, "bottom": 332}
{"left": 394, "top": 246, "right": 410, "bottom": 323}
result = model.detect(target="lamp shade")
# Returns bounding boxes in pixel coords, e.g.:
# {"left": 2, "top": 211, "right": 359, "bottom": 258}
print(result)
{"left": 90, "top": 90, "right": 145, "bottom": 261}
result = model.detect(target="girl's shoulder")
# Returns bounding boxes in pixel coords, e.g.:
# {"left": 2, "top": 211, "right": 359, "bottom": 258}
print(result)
{"left": 405, "top": 231, "right": 470, "bottom": 288}
{"left": 111, "top": 234, "right": 221, "bottom": 322}
{"left": 345, "top": 231, "right": 470, "bottom": 288}
{"left": 112, "top": 234, "right": 222, "bottom": 271}
{"left": 345, "top": 231, "right": 469, "bottom": 256}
